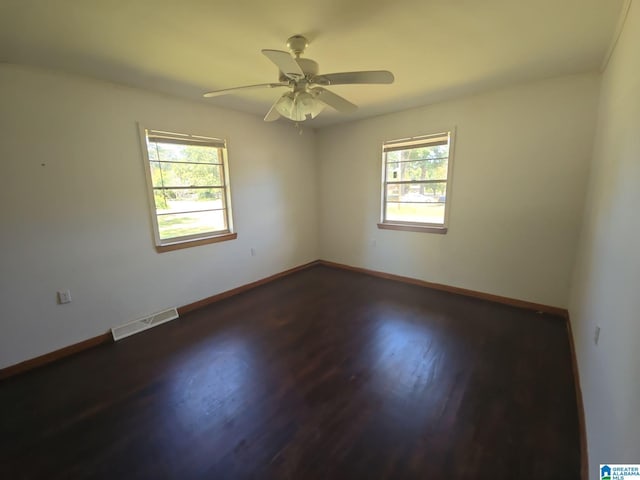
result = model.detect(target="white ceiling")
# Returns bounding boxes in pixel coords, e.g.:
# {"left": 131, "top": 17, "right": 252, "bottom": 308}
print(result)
{"left": 0, "top": 0, "right": 624, "bottom": 127}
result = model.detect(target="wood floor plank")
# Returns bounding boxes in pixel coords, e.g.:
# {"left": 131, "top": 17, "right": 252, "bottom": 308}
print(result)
{"left": 0, "top": 265, "right": 580, "bottom": 479}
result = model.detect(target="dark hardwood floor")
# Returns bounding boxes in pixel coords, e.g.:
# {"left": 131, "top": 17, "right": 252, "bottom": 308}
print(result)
{"left": 0, "top": 265, "right": 580, "bottom": 479}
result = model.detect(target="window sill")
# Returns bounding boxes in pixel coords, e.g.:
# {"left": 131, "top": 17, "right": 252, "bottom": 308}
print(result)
{"left": 155, "top": 232, "right": 237, "bottom": 253}
{"left": 377, "top": 223, "right": 448, "bottom": 234}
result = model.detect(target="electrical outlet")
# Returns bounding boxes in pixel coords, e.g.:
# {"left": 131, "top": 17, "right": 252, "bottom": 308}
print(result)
{"left": 594, "top": 326, "right": 601, "bottom": 345}
{"left": 57, "top": 290, "right": 72, "bottom": 304}
{"left": 250, "top": 248, "right": 256, "bottom": 257}
{"left": 371, "top": 238, "right": 377, "bottom": 247}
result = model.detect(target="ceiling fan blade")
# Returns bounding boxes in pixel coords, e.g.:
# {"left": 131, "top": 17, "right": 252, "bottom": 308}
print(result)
{"left": 313, "top": 87, "right": 358, "bottom": 113}
{"left": 264, "top": 97, "right": 282, "bottom": 122}
{"left": 203, "top": 83, "right": 287, "bottom": 98}
{"left": 261, "top": 49, "right": 304, "bottom": 78}
{"left": 313, "top": 70, "right": 394, "bottom": 86}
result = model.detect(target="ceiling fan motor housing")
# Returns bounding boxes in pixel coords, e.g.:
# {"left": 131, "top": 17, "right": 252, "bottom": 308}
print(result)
{"left": 279, "top": 58, "right": 319, "bottom": 82}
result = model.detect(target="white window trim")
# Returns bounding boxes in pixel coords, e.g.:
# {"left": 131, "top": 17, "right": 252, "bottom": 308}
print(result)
{"left": 378, "top": 127, "right": 456, "bottom": 234}
{"left": 138, "top": 124, "right": 236, "bottom": 252}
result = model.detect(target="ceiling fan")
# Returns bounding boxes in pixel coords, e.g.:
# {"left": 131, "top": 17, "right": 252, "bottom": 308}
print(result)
{"left": 203, "top": 35, "right": 394, "bottom": 122}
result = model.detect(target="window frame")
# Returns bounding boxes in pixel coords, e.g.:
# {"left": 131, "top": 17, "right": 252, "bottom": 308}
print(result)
{"left": 378, "top": 128, "right": 456, "bottom": 234}
{"left": 139, "top": 125, "right": 236, "bottom": 252}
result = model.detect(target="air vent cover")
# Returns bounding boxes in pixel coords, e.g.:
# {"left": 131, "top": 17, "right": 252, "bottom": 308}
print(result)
{"left": 111, "top": 307, "right": 179, "bottom": 341}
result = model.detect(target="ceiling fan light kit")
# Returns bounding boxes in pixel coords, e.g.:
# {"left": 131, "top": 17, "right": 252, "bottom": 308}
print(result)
{"left": 274, "top": 90, "right": 325, "bottom": 122}
{"left": 203, "top": 35, "right": 394, "bottom": 123}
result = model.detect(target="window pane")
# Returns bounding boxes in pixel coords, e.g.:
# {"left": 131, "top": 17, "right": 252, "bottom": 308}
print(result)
{"left": 150, "top": 161, "right": 168, "bottom": 187}
{"left": 386, "top": 150, "right": 402, "bottom": 162}
{"left": 385, "top": 203, "right": 446, "bottom": 224}
{"left": 147, "top": 144, "right": 159, "bottom": 161}
{"left": 150, "top": 142, "right": 220, "bottom": 164}
{"left": 386, "top": 182, "right": 447, "bottom": 203}
{"left": 151, "top": 162, "right": 222, "bottom": 188}
{"left": 391, "top": 144, "right": 449, "bottom": 162}
{"left": 153, "top": 188, "right": 225, "bottom": 214}
{"left": 157, "top": 210, "right": 227, "bottom": 240}
{"left": 386, "top": 159, "right": 448, "bottom": 181}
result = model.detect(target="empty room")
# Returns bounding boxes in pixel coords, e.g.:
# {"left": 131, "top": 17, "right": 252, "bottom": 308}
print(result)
{"left": 1, "top": 1, "right": 638, "bottom": 478}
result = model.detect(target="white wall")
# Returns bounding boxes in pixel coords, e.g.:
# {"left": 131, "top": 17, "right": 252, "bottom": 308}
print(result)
{"left": 569, "top": 0, "right": 640, "bottom": 473}
{"left": 0, "top": 64, "right": 318, "bottom": 369}
{"left": 317, "top": 74, "right": 600, "bottom": 308}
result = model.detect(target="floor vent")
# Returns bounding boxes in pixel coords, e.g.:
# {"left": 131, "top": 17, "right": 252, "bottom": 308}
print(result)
{"left": 111, "top": 307, "right": 179, "bottom": 341}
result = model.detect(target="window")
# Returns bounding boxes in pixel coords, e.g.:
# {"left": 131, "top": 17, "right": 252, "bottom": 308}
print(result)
{"left": 140, "top": 127, "right": 236, "bottom": 252}
{"left": 379, "top": 130, "right": 455, "bottom": 234}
